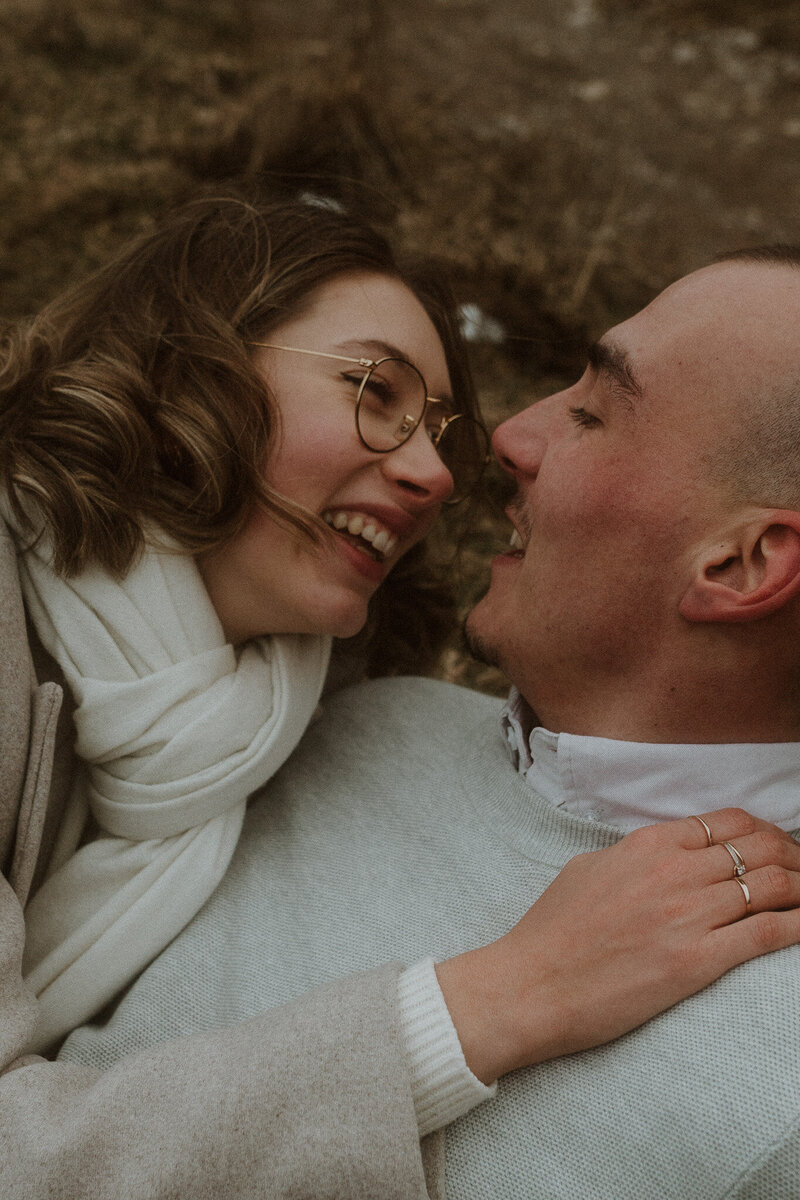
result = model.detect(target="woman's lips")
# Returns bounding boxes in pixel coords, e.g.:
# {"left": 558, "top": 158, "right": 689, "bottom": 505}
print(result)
{"left": 322, "top": 509, "right": 399, "bottom": 560}
{"left": 329, "top": 528, "right": 388, "bottom": 582}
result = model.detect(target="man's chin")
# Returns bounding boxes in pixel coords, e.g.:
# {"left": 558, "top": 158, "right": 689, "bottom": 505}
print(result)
{"left": 463, "top": 609, "right": 502, "bottom": 670}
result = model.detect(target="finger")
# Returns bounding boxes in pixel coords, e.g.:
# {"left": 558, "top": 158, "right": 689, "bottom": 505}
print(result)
{"left": 698, "top": 831, "right": 800, "bottom": 885}
{"left": 686, "top": 813, "right": 713, "bottom": 847}
{"left": 714, "top": 865, "right": 800, "bottom": 925}
{"left": 711, "top": 901, "right": 800, "bottom": 969}
{"left": 632, "top": 810, "right": 752, "bottom": 853}
{"left": 698, "top": 865, "right": 800, "bottom": 934}
{"left": 682, "top": 806, "right": 799, "bottom": 849}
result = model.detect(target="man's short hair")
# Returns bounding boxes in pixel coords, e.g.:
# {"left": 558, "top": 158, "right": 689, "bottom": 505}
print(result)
{"left": 707, "top": 246, "right": 800, "bottom": 508}
{"left": 715, "top": 244, "right": 800, "bottom": 270}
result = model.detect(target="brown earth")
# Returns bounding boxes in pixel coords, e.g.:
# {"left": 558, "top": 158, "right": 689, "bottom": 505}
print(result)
{"left": 2, "top": 0, "right": 799, "bottom": 692}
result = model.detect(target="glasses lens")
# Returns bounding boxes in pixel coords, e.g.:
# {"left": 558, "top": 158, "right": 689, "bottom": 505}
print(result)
{"left": 435, "top": 415, "right": 490, "bottom": 503}
{"left": 356, "top": 358, "right": 427, "bottom": 451}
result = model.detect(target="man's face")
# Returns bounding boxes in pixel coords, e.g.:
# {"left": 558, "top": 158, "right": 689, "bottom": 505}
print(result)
{"left": 467, "top": 262, "right": 800, "bottom": 731}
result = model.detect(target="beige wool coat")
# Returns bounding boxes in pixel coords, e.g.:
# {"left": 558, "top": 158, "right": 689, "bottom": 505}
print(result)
{"left": 0, "top": 519, "right": 440, "bottom": 1200}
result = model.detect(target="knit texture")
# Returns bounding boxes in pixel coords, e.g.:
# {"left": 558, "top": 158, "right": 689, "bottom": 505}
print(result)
{"left": 61, "top": 677, "right": 800, "bottom": 1198}
{"left": 397, "top": 957, "right": 495, "bottom": 1137}
{"left": 2, "top": 505, "right": 331, "bottom": 1052}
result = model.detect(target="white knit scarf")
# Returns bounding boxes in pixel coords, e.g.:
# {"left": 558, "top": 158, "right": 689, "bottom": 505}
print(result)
{"left": 7, "top": 514, "right": 331, "bottom": 1052}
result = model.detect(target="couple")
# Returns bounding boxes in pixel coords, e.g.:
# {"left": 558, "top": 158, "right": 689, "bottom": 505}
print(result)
{"left": 2, "top": 195, "right": 800, "bottom": 1198}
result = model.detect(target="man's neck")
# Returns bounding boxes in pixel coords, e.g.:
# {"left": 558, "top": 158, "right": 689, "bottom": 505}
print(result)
{"left": 517, "top": 668, "right": 800, "bottom": 744}
{"left": 514, "top": 621, "right": 800, "bottom": 743}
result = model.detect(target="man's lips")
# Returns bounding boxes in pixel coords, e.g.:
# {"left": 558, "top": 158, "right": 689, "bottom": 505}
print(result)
{"left": 505, "top": 499, "right": 531, "bottom": 557}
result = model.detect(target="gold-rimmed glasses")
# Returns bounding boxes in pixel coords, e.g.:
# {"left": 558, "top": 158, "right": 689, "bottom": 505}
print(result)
{"left": 249, "top": 342, "right": 489, "bottom": 503}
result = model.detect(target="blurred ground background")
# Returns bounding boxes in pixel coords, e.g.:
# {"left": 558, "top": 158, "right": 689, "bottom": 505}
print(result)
{"left": 2, "top": 0, "right": 799, "bottom": 692}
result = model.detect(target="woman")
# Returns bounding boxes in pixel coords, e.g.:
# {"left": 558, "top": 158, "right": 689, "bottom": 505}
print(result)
{"left": 0, "top": 192, "right": 790, "bottom": 1199}
{"left": 0, "top": 192, "right": 488, "bottom": 1055}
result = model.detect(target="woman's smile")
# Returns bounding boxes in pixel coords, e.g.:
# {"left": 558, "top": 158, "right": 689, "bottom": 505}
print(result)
{"left": 322, "top": 510, "right": 400, "bottom": 562}
{"left": 198, "top": 272, "right": 454, "bottom": 645}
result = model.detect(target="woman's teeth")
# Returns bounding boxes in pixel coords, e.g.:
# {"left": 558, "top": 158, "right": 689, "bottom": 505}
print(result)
{"left": 509, "top": 528, "right": 524, "bottom": 551}
{"left": 323, "top": 510, "right": 398, "bottom": 560}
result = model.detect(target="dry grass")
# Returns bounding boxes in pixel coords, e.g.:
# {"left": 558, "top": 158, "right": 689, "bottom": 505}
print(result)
{"left": 2, "top": 0, "right": 798, "bottom": 692}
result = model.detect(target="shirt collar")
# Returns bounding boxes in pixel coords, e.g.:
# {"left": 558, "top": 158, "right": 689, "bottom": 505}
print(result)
{"left": 500, "top": 688, "right": 800, "bottom": 833}
{"left": 503, "top": 686, "right": 536, "bottom": 772}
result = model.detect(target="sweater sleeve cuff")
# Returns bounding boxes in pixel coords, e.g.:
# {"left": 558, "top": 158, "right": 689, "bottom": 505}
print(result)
{"left": 397, "top": 956, "right": 497, "bottom": 1139}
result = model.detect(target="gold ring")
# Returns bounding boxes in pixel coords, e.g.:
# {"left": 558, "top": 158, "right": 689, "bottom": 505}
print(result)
{"left": 690, "top": 815, "right": 713, "bottom": 846}
{"left": 722, "top": 841, "right": 747, "bottom": 878}
{"left": 735, "top": 877, "right": 752, "bottom": 916}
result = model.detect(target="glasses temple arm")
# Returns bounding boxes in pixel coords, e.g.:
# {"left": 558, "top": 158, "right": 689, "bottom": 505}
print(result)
{"left": 248, "top": 342, "right": 374, "bottom": 368}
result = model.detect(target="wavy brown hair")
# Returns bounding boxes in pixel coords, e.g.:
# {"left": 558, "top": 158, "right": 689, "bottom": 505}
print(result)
{"left": 0, "top": 191, "right": 481, "bottom": 674}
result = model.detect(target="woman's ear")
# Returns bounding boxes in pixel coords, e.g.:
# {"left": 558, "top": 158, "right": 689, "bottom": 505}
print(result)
{"left": 679, "top": 511, "right": 800, "bottom": 624}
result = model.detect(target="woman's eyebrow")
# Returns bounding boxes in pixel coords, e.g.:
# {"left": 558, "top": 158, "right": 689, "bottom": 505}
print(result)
{"left": 587, "top": 339, "right": 644, "bottom": 410}
{"left": 334, "top": 338, "right": 407, "bottom": 361}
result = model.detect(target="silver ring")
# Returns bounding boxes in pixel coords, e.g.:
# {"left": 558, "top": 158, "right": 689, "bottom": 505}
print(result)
{"left": 722, "top": 841, "right": 747, "bottom": 878}
{"left": 735, "top": 877, "right": 752, "bottom": 916}
{"left": 690, "top": 815, "right": 713, "bottom": 846}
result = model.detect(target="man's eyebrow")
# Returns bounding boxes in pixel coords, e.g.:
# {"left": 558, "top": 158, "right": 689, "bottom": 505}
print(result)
{"left": 586, "top": 339, "right": 644, "bottom": 409}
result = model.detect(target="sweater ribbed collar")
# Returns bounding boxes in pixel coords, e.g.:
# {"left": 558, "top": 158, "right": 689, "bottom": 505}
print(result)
{"left": 501, "top": 687, "right": 800, "bottom": 834}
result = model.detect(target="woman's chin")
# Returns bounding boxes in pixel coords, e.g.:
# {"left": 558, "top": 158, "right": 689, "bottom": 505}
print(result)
{"left": 325, "top": 604, "right": 370, "bottom": 640}
{"left": 285, "top": 589, "right": 372, "bottom": 641}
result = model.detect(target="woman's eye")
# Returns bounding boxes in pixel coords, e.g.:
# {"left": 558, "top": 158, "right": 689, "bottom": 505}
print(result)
{"left": 342, "top": 371, "right": 370, "bottom": 390}
{"left": 568, "top": 406, "right": 602, "bottom": 429}
{"left": 345, "top": 372, "right": 396, "bottom": 409}
{"left": 365, "top": 377, "right": 393, "bottom": 403}
{"left": 423, "top": 413, "right": 449, "bottom": 443}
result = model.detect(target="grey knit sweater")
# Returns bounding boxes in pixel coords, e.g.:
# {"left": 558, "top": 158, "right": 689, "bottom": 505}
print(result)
{"left": 62, "top": 677, "right": 800, "bottom": 1199}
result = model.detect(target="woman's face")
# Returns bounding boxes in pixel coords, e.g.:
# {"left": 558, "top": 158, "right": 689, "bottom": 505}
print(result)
{"left": 198, "top": 272, "right": 455, "bottom": 643}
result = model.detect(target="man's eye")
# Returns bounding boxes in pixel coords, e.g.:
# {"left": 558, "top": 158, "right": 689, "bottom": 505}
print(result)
{"left": 568, "top": 406, "right": 602, "bottom": 429}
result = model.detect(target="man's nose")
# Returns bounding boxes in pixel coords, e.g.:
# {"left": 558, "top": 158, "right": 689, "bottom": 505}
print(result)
{"left": 381, "top": 423, "right": 454, "bottom": 505}
{"left": 492, "top": 395, "right": 555, "bottom": 479}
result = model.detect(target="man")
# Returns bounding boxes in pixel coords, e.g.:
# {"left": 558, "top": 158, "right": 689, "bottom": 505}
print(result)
{"left": 58, "top": 250, "right": 800, "bottom": 1197}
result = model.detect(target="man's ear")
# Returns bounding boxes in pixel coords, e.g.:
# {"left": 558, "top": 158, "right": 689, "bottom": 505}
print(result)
{"left": 679, "top": 511, "right": 800, "bottom": 624}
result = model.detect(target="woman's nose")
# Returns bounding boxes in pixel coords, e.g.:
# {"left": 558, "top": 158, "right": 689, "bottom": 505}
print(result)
{"left": 381, "top": 422, "right": 454, "bottom": 504}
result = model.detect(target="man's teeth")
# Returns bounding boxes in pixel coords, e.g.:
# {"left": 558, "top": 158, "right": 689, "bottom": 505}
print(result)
{"left": 509, "top": 528, "right": 524, "bottom": 551}
{"left": 323, "top": 511, "right": 398, "bottom": 559}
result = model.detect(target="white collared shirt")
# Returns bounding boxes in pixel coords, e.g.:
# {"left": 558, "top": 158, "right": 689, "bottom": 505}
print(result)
{"left": 502, "top": 686, "right": 800, "bottom": 832}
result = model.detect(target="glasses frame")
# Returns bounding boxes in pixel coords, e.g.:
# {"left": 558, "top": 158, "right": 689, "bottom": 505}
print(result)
{"left": 248, "top": 341, "right": 490, "bottom": 503}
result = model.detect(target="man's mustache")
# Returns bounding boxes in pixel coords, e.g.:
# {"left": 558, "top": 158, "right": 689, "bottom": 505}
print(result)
{"left": 507, "top": 493, "right": 533, "bottom": 546}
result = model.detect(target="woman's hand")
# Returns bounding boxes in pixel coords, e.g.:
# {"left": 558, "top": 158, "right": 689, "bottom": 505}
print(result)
{"left": 435, "top": 807, "right": 800, "bottom": 1084}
